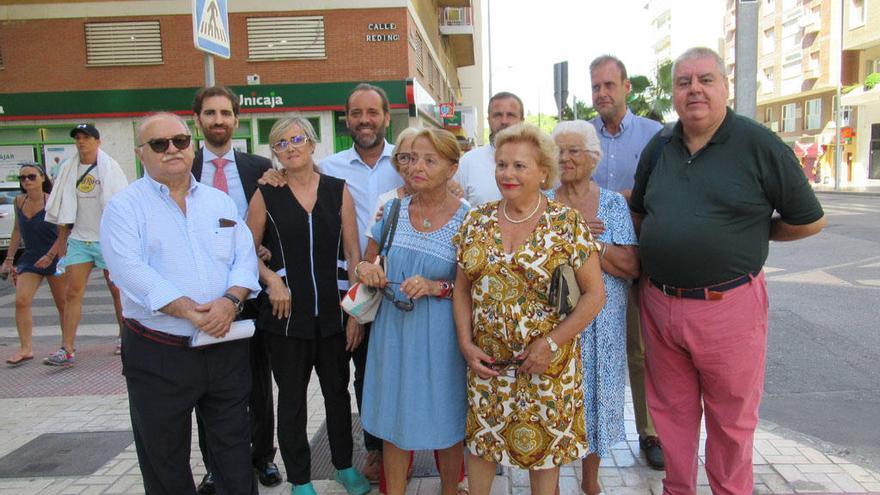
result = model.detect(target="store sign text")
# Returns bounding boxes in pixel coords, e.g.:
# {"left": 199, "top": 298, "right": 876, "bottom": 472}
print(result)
{"left": 239, "top": 93, "right": 284, "bottom": 109}
{"left": 366, "top": 22, "right": 400, "bottom": 42}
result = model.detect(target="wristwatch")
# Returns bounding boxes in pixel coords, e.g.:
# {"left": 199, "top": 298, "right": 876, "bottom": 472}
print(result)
{"left": 544, "top": 335, "right": 559, "bottom": 355}
{"left": 222, "top": 293, "right": 244, "bottom": 315}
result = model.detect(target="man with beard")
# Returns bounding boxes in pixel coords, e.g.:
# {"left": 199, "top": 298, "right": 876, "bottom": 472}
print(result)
{"left": 588, "top": 55, "right": 665, "bottom": 471}
{"left": 451, "top": 91, "right": 524, "bottom": 206}
{"left": 319, "top": 83, "right": 403, "bottom": 481}
{"left": 189, "top": 86, "right": 280, "bottom": 493}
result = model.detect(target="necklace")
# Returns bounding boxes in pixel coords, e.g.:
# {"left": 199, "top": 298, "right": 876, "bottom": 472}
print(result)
{"left": 417, "top": 194, "right": 446, "bottom": 229}
{"left": 502, "top": 195, "right": 543, "bottom": 224}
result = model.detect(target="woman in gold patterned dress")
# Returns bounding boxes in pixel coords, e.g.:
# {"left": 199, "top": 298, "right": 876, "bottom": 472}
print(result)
{"left": 452, "top": 123, "right": 605, "bottom": 495}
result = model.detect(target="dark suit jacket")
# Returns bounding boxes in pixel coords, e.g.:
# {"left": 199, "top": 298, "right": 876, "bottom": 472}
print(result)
{"left": 192, "top": 148, "right": 272, "bottom": 203}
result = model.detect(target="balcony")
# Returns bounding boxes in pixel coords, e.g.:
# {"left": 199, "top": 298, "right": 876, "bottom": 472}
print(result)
{"left": 799, "top": 12, "right": 820, "bottom": 34}
{"left": 437, "top": 0, "right": 471, "bottom": 6}
{"left": 439, "top": 7, "right": 474, "bottom": 67}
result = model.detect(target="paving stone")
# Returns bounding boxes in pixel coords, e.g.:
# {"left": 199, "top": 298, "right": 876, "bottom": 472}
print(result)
{"left": 827, "top": 472, "right": 871, "bottom": 493}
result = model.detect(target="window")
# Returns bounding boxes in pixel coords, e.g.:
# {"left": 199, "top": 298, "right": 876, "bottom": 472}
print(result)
{"left": 762, "top": 67, "right": 775, "bottom": 93}
{"left": 85, "top": 21, "right": 162, "bottom": 66}
{"left": 410, "top": 30, "right": 424, "bottom": 74}
{"left": 762, "top": 27, "right": 775, "bottom": 55}
{"left": 764, "top": 106, "right": 775, "bottom": 124}
{"left": 805, "top": 98, "right": 821, "bottom": 130}
{"left": 781, "top": 18, "right": 802, "bottom": 52}
{"left": 850, "top": 0, "right": 866, "bottom": 28}
{"left": 809, "top": 52, "right": 820, "bottom": 72}
{"left": 0, "top": 44, "right": 4, "bottom": 69}
{"left": 782, "top": 103, "right": 797, "bottom": 132}
{"left": 247, "top": 16, "right": 325, "bottom": 61}
{"left": 866, "top": 58, "right": 880, "bottom": 77}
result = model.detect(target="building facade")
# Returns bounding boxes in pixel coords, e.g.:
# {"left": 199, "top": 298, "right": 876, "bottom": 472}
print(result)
{"left": 0, "top": 0, "right": 481, "bottom": 181}
{"left": 646, "top": 0, "right": 725, "bottom": 66}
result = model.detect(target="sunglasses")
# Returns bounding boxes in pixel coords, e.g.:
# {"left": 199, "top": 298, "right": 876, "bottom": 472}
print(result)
{"left": 139, "top": 134, "right": 192, "bottom": 153}
{"left": 383, "top": 280, "right": 414, "bottom": 311}
{"left": 19, "top": 174, "right": 40, "bottom": 182}
{"left": 271, "top": 135, "right": 310, "bottom": 152}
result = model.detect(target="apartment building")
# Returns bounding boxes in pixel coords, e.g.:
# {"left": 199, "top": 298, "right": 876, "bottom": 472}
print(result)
{"left": 646, "top": 0, "right": 725, "bottom": 67}
{"left": 840, "top": 0, "right": 880, "bottom": 183}
{"left": 0, "top": 0, "right": 482, "bottom": 180}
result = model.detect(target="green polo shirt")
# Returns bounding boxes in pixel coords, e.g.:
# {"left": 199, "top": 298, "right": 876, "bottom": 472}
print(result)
{"left": 631, "top": 108, "right": 824, "bottom": 288}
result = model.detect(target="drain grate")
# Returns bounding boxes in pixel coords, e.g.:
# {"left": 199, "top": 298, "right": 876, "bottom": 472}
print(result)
{"left": 0, "top": 431, "right": 133, "bottom": 478}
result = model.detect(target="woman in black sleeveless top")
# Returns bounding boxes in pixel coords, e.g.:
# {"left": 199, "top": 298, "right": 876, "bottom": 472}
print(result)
{"left": 246, "top": 117, "right": 367, "bottom": 495}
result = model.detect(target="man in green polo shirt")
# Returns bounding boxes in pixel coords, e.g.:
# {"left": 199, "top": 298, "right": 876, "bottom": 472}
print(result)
{"left": 630, "top": 47, "right": 825, "bottom": 495}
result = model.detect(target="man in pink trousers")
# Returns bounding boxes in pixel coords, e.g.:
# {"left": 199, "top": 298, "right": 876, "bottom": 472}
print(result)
{"left": 629, "top": 47, "right": 827, "bottom": 495}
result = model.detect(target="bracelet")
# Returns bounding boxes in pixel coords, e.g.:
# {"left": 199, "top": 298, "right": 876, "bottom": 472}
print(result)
{"left": 437, "top": 280, "right": 454, "bottom": 299}
{"left": 598, "top": 242, "right": 608, "bottom": 261}
{"left": 354, "top": 260, "right": 370, "bottom": 279}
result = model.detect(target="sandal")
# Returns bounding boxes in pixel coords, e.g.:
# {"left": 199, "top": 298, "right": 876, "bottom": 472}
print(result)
{"left": 6, "top": 354, "right": 34, "bottom": 366}
{"left": 457, "top": 481, "right": 469, "bottom": 495}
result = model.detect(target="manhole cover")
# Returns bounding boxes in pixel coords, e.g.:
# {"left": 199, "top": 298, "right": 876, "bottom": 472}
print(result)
{"left": 0, "top": 430, "right": 133, "bottom": 478}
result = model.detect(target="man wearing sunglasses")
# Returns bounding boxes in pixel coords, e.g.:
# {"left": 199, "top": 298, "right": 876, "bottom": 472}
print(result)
{"left": 100, "top": 112, "right": 261, "bottom": 495}
{"left": 44, "top": 123, "right": 129, "bottom": 366}
{"left": 189, "top": 86, "right": 280, "bottom": 493}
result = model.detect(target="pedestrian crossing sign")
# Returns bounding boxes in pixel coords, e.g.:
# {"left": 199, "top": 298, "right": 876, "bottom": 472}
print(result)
{"left": 192, "top": 0, "right": 231, "bottom": 59}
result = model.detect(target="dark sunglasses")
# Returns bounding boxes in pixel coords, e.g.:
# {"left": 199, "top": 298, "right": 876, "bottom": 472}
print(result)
{"left": 383, "top": 280, "right": 414, "bottom": 311}
{"left": 271, "top": 135, "right": 310, "bottom": 152}
{"left": 19, "top": 174, "right": 40, "bottom": 182}
{"left": 139, "top": 134, "right": 192, "bottom": 153}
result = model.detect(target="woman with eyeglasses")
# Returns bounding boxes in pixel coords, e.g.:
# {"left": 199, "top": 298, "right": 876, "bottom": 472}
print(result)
{"left": 245, "top": 117, "right": 370, "bottom": 495}
{"left": 2, "top": 163, "right": 67, "bottom": 366}
{"left": 552, "top": 121, "right": 640, "bottom": 495}
{"left": 452, "top": 123, "right": 605, "bottom": 495}
{"left": 356, "top": 128, "right": 469, "bottom": 495}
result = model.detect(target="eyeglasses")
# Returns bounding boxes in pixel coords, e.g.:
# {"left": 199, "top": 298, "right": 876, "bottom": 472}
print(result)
{"left": 558, "top": 147, "right": 587, "bottom": 158}
{"left": 383, "top": 280, "right": 414, "bottom": 311}
{"left": 19, "top": 174, "right": 40, "bottom": 182}
{"left": 396, "top": 153, "right": 443, "bottom": 168}
{"left": 138, "top": 134, "right": 192, "bottom": 153}
{"left": 271, "top": 135, "right": 310, "bottom": 152}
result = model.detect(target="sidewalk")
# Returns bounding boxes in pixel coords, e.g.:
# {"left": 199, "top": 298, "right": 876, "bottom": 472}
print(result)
{"left": 812, "top": 183, "right": 880, "bottom": 196}
{"left": 1, "top": 277, "right": 880, "bottom": 494}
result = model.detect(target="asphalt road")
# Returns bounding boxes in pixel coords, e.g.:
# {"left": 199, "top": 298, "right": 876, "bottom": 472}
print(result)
{"left": 762, "top": 192, "right": 880, "bottom": 471}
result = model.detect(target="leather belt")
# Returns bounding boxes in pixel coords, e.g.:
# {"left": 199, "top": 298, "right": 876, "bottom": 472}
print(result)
{"left": 124, "top": 318, "right": 190, "bottom": 347}
{"left": 649, "top": 271, "right": 758, "bottom": 300}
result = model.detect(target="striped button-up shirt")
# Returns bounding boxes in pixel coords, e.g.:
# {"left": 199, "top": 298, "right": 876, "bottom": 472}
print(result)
{"left": 100, "top": 173, "right": 260, "bottom": 337}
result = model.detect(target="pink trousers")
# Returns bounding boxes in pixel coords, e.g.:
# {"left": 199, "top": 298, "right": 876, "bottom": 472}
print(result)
{"left": 640, "top": 272, "right": 768, "bottom": 495}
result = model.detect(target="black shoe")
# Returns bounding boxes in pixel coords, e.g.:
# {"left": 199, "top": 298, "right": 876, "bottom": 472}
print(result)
{"left": 256, "top": 462, "right": 283, "bottom": 487}
{"left": 640, "top": 436, "right": 665, "bottom": 470}
{"left": 196, "top": 472, "right": 216, "bottom": 494}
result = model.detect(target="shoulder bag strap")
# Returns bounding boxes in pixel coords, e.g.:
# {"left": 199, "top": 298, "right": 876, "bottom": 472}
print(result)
{"left": 377, "top": 198, "right": 402, "bottom": 255}
{"left": 75, "top": 162, "right": 98, "bottom": 188}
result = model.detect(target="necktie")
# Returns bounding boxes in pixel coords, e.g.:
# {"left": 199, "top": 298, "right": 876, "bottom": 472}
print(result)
{"left": 211, "top": 157, "right": 229, "bottom": 194}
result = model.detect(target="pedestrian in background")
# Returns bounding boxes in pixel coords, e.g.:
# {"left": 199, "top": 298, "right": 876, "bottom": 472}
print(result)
{"left": 552, "top": 121, "right": 639, "bottom": 495}
{"left": 2, "top": 162, "right": 67, "bottom": 366}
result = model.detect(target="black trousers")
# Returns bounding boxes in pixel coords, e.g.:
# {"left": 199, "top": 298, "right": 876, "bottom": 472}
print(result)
{"left": 121, "top": 325, "right": 257, "bottom": 495}
{"left": 267, "top": 330, "right": 353, "bottom": 485}
{"left": 197, "top": 327, "right": 276, "bottom": 470}
{"left": 349, "top": 322, "right": 383, "bottom": 452}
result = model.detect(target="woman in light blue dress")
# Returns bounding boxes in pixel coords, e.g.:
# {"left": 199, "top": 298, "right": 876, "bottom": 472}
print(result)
{"left": 356, "top": 128, "right": 468, "bottom": 495}
{"left": 552, "top": 121, "right": 641, "bottom": 495}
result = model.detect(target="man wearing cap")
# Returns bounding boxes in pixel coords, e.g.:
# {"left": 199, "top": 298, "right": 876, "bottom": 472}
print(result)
{"left": 44, "top": 123, "right": 129, "bottom": 366}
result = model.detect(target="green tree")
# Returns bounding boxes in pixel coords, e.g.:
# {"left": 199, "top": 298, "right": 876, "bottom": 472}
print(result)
{"left": 524, "top": 112, "right": 558, "bottom": 134}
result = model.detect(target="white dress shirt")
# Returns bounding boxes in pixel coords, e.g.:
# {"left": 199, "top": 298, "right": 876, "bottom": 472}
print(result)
{"left": 453, "top": 144, "right": 501, "bottom": 207}
{"left": 198, "top": 148, "right": 249, "bottom": 220}
{"left": 100, "top": 174, "right": 260, "bottom": 337}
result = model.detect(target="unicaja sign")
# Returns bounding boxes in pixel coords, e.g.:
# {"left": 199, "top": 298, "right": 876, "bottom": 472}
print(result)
{"left": 239, "top": 92, "right": 284, "bottom": 109}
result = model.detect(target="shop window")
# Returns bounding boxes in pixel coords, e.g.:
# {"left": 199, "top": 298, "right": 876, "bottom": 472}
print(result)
{"left": 85, "top": 21, "right": 162, "bottom": 66}
{"left": 247, "top": 16, "right": 326, "bottom": 61}
{"left": 257, "top": 117, "right": 321, "bottom": 145}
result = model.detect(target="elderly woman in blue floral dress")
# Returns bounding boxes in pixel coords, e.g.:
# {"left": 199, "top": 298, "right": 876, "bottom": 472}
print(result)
{"left": 552, "top": 120, "right": 640, "bottom": 495}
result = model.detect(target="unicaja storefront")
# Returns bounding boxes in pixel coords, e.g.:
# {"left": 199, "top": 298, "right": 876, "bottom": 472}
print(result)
{"left": 0, "top": 81, "right": 416, "bottom": 181}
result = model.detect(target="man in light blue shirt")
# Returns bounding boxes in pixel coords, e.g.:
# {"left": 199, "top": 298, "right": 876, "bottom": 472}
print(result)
{"left": 318, "top": 83, "right": 402, "bottom": 480}
{"left": 101, "top": 112, "right": 260, "bottom": 495}
{"left": 588, "top": 55, "right": 665, "bottom": 472}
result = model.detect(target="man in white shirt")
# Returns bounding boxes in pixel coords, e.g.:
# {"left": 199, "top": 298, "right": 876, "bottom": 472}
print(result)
{"left": 101, "top": 112, "right": 260, "bottom": 495}
{"left": 452, "top": 92, "right": 524, "bottom": 206}
{"left": 44, "top": 123, "right": 128, "bottom": 365}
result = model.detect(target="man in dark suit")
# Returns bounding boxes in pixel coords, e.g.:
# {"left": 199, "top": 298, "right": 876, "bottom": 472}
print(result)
{"left": 190, "top": 86, "right": 281, "bottom": 493}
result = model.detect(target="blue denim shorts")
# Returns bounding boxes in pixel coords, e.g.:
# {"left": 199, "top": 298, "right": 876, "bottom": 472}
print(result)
{"left": 65, "top": 238, "right": 107, "bottom": 269}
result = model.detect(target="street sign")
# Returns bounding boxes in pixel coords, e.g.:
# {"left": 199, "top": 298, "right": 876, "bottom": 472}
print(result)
{"left": 439, "top": 102, "right": 455, "bottom": 119}
{"left": 193, "top": 0, "right": 230, "bottom": 59}
{"left": 554, "top": 61, "right": 569, "bottom": 120}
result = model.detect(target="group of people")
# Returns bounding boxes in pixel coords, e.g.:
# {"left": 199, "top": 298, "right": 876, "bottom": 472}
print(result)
{"left": 2, "top": 45, "right": 826, "bottom": 495}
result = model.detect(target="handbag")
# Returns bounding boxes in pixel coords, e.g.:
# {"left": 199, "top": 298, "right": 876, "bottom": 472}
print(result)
{"left": 549, "top": 264, "right": 580, "bottom": 316}
{"left": 341, "top": 198, "right": 401, "bottom": 323}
